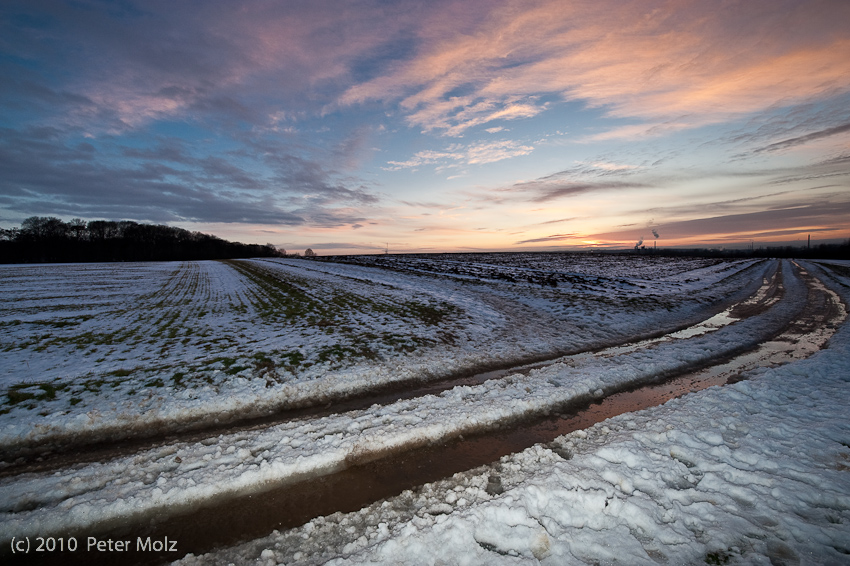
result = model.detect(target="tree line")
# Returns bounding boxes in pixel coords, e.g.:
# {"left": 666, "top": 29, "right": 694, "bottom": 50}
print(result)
{"left": 0, "top": 217, "right": 283, "bottom": 263}
{"left": 633, "top": 241, "right": 850, "bottom": 260}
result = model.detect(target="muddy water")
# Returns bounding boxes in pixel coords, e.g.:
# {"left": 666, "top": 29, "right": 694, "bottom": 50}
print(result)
{"left": 29, "top": 263, "right": 846, "bottom": 566}
{"left": 2, "top": 373, "right": 763, "bottom": 566}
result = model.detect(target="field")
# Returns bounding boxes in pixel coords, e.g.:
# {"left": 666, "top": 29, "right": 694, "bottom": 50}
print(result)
{"left": 0, "top": 254, "right": 751, "bottom": 447}
{"left": 1, "top": 254, "right": 849, "bottom": 565}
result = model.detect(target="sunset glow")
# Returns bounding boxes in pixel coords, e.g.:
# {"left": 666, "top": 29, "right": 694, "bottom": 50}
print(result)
{"left": 1, "top": 0, "right": 849, "bottom": 254}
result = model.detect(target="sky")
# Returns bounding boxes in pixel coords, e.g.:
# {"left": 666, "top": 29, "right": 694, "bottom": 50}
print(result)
{"left": 1, "top": 0, "right": 849, "bottom": 254}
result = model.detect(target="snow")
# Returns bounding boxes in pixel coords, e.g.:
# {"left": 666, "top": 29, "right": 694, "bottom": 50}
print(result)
{"left": 0, "top": 265, "right": 800, "bottom": 534}
{"left": 0, "top": 255, "right": 764, "bottom": 451}
{"left": 167, "top": 259, "right": 850, "bottom": 565}
{"left": 1, "top": 255, "right": 847, "bottom": 565}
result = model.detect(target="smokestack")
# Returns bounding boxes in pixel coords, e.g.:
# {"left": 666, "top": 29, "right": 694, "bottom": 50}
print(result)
{"left": 808, "top": 234, "right": 810, "bottom": 249}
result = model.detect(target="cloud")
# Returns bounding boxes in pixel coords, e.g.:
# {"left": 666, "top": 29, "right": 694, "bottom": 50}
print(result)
{"left": 398, "top": 200, "right": 450, "bottom": 209}
{"left": 502, "top": 175, "right": 646, "bottom": 203}
{"left": 384, "top": 139, "right": 533, "bottom": 170}
{"left": 537, "top": 217, "right": 578, "bottom": 225}
{"left": 297, "top": 242, "right": 384, "bottom": 250}
{"left": 0, "top": 126, "right": 376, "bottom": 226}
{"left": 631, "top": 186, "right": 839, "bottom": 219}
{"left": 341, "top": 0, "right": 850, "bottom": 138}
{"left": 0, "top": 1, "right": 451, "bottom": 133}
{"left": 515, "top": 233, "right": 578, "bottom": 244}
{"left": 529, "top": 182, "right": 645, "bottom": 203}
{"left": 582, "top": 161, "right": 642, "bottom": 172}
{"left": 7, "top": 1, "right": 849, "bottom": 148}
{"left": 3, "top": 0, "right": 849, "bottom": 249}
{"left": 756, "top": 122, "right": 850, "bottom": 153}
{"left": 587, "top": 199, "right": 850, "bottom": 244}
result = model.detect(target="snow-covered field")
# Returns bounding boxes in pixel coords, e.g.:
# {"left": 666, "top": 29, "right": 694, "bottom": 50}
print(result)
{"left": 1, "top": 254, "right": 847, "bottom": 565}
{"left": 0, "top": 255, "right": 760, "bottom": 451}
{"left": 175, "top": 259, "right": 850, "bottom": 566}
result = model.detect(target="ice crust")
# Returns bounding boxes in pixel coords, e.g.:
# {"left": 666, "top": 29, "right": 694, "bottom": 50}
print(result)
{"left": 170, "top": 259, "right": 850, "bottom": 565}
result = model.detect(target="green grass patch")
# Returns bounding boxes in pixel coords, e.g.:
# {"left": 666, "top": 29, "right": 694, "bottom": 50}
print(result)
{"left": 223, "top": 260, "right": 332, "bottom": 322}
{"left": 83, "top": 378, "right": 105, "bottom": 393}
{"left": 4, "top": 381, "right": 66, "bottom": 406}
{"left": 172, "top": 372, "right": 185, "bottom": 386}
{"left": 6, "top": 389, "right": 37, "bottom": 405}
{"left": 109, "top": 368, "right": 133, "bottom": 377}
{"left": 29, "top": 318, "right": 86, "bottom": 328}
{"left": 279, "top": 350, "right": 305, "bottom": 370}
{"left": 705, "top": 551, "right": 731, "bottom": 565}
{"left": 199, "top": 356, "right": 250, "bottom": 375}
{"left": 37, "top": 383, "right": 58, "bottom": 400}
{"left": 316, "top": 343, "right": 378, "bottom": 364}
{"left": 253, "top": 353, "right": 276, "bottom": 372}
{"left": 402, "top": 301, "right": 459, "bottom": 325}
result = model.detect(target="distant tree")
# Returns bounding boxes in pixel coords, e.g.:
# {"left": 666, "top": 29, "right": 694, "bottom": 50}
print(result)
{"left": 21, "top": 216, "right": 65, "bottom": 239}
{"left": 67, "top": 218, "right": 87, "bottom": 241}
{"left": 88, "top": 220, "right": 119, "bottom": 240}
{"left": 304, "top": 248, "right": 316, "bottom": 257}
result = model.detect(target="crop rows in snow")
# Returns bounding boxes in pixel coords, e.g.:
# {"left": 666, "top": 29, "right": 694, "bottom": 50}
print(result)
{"left": 0, "top": 255, "right": 762, "bottom": 450}
{"left": 314, "top": 252, "right": 730, "bottom": 288}
{"left": 0, "top": 259, "right": 467, "bottom": 412}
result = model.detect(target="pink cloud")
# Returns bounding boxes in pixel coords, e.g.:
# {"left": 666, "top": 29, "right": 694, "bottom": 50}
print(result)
{"left": 49, "top": 1, "right": 850, "bottom": 142}
{"left": 341, "top": 0, "right": 850, "bottom": 138}
{"left": 61, "top": 1, "right": 436, "bottom": 131}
